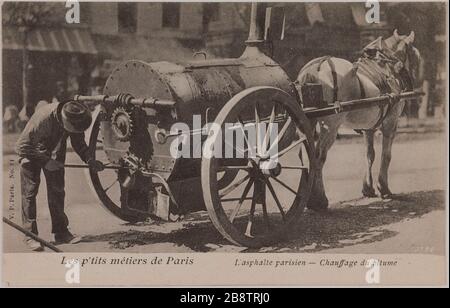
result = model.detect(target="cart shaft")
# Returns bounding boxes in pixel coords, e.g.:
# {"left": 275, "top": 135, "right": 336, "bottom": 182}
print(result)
{"left": 304, "top": 91, "right": 424, "bottom": 118}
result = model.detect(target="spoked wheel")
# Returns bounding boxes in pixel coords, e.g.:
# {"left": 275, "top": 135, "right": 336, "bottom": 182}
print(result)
{"left": 217, "top": 169, "right": 239, "bottom": 190}
{"left": 201, "top": 87, "right": 316, "bottom": 247}
{"left": 87, "top": 113, "right": 148, "bottom": 223}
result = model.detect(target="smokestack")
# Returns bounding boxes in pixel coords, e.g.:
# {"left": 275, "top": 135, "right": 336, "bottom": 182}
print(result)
{"left": 246, "top": 2, "right": 267, "bottom": 46}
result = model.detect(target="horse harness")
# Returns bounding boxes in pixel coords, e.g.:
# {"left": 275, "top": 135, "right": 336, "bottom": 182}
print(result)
{"left": 353, "top": 57, "right": 402, "bottom": 132}
{"left": 309, "top": 55, "right": 402, "bottom": 132}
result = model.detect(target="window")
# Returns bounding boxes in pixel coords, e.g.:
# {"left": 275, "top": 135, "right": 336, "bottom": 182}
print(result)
{"left": 118, "top": 3, "right": 137, "bottom": 33}
{"left": 203, "top": 3, "right": 220, "bottom": 23}
{"left": 79, "top": 2, "right": 91, "bottom": 25}
{"left": 162, "top": 3, "right": 180, "bottom": 28}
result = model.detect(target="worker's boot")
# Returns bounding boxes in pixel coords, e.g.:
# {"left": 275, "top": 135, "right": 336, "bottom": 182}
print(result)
{"left": 54, "top": 230, "right": 82, "bottom": 245}
{"left": 25, "top": 237, "right": 44, "bottom": 252}
{"left": 55, "top": 230, "right": 75, "bottom": 245}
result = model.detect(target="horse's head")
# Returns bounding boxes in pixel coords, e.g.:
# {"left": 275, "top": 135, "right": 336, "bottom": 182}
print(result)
{"left": 364, "top": 30, "right": 422, "bottom": 90}
{"left": 387, "top": 30, "right": 422, "bottom": 89}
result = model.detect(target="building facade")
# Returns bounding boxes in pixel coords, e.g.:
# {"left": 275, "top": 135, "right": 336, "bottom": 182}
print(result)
{"left": 204, "top": 2, "right": 446, "bottom": 116}
{"left": 2, "top": 2, "right": 206, "bottom": 114}
{"left": 2, "top": 2, "right": 446, "bottom": 118}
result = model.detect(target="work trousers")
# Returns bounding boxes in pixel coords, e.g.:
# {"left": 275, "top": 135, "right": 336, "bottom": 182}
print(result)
{"left": 20, "top": 160, "right": 68, "bottom": 235}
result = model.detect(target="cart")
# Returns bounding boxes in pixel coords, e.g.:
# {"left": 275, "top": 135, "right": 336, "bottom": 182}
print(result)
{"left": 70, "top": 3, "right": 422, "bottom": 248}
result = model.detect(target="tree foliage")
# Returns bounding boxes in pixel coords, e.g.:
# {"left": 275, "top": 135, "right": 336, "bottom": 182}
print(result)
{"left": 2, "top": 2, "right": 59, "bottom": 30}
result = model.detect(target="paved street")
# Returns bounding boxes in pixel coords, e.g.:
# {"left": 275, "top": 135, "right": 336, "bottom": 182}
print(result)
{"left": 2, "top": 131, "right": 446, "bottom": 254}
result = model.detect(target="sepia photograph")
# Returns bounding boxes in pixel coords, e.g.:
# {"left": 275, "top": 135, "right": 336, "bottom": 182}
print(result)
{"left": 1, "top": 0, "right": 448, "bottom": 287}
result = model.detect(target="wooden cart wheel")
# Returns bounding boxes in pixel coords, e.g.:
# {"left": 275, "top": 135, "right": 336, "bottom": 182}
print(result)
{"left": 87, "top": 112, "right": 148, "bottom": 223}
{"left": 217, "top": 169, "right": 239, "bottom": 189}
{"left": 201, "top": 87, "right": 316, "bottom": 247}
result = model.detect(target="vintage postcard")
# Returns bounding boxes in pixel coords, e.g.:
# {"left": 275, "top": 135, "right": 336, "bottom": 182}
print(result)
{"left": 1, "top": 0, "right": 448, "bottom": 288}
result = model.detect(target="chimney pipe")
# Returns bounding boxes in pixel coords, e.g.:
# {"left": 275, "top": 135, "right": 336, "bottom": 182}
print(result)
{"left": 246, "top": 2, "right": 267, "bottom": 46}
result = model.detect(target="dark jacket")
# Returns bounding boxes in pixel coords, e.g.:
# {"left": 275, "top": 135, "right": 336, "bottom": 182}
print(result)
{"left": 15, "top": 103, "right": 91, "bottom": 165}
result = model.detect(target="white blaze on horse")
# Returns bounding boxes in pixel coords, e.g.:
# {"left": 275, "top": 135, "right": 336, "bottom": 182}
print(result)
{"left": 296, "top": 30, "right": 421, "bottom": 210}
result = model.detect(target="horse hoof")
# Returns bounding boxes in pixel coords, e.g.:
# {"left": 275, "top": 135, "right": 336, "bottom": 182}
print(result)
{"left": 362, "top": 185, "right": 377, "bottom": 198}
{"left": 380, "top": 193, "right": 394, "bottom": 200}
{"left": 307, "top": 205, "right": 328, "bottom": 213}
{"left": 307, "top": 196, "right": 329, "bottom": 212}
{"left": 377, "top": 187, "right": 393, "bottom": 199}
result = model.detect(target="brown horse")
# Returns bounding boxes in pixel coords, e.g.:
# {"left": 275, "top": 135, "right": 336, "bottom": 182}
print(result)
{"left": 296, "top": 30, "right": 421, "bottom": 210}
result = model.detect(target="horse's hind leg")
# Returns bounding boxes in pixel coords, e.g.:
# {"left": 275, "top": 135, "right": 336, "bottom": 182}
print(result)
{"left": 377, "top": 126, "right": 397, "bottom": 198}
{"left": 308, "top": 116, "right": 344, "bottom": 211}
{"left": 362, "top": 130, "right": 377, "bottom": 197}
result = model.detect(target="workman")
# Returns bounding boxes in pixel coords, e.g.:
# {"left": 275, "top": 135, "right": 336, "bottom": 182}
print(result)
{"left": 15, "top": 101, "right": 104, "bottom": 251}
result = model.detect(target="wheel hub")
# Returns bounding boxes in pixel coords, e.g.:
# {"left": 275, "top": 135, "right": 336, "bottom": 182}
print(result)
{"left": 259, "top": 160, "right": 282, "bottom": 177}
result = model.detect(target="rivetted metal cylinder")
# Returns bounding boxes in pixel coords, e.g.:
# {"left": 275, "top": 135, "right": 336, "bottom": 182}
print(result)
{"left": 102, "top": 46, "right": 297, "bottom": 180}
{"left": 105, "top": 48, "right": 295, "bottom": 121}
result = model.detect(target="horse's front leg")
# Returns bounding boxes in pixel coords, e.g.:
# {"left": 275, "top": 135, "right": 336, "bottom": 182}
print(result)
{"left": 362, "top": 130, "right": 377, "bottom": 197}
{"left": 377, "top": 127, "right": 397, "bottom": 198}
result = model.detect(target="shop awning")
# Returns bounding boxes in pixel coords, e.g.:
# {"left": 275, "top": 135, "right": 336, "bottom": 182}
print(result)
{"left": 2, "top": 27, "right": 97, "bottom": 54}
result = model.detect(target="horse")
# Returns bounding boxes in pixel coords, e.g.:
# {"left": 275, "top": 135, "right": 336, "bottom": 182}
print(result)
{"left": 296, "top": 30, "right": 422, "bottom": 210}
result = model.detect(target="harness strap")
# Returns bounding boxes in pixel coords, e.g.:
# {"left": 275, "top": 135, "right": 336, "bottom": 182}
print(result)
{"left": 357, "top": 73, "right": 366, "bottom": 99}
{"left": 301, "top": 55, "right": 329, "bottom": 72}
{"left": 317, "top": 56, "right": 338, "bottom": 103}
{"left": 354, "top": 64, "right": 397, "bottom": 133}
{"left": 370, "top": 93, "right": 397, "bottom": 130}
{"left": 353, "top": 75, "right": 367, "bottom": 135}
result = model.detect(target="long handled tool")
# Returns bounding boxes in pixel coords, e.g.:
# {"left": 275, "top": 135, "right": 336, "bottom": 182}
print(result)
{"left": 64, "top": 164, "right": 123, "bottom": 170}
{"left": 2, "top": 217, "right": 63, "bottom": 253}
